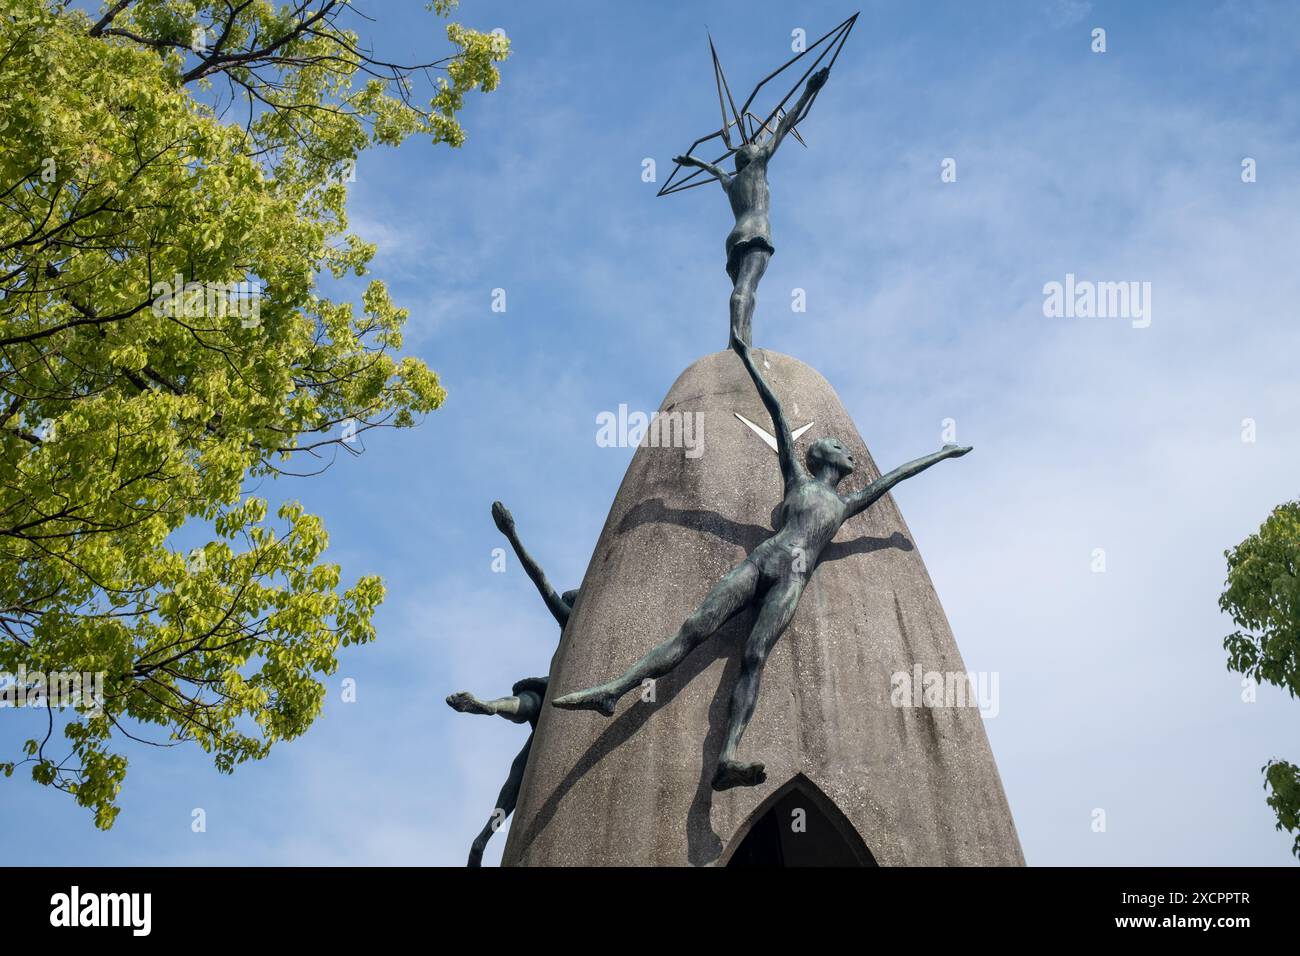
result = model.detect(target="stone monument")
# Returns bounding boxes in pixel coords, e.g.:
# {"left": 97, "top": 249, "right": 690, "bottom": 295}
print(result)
{"left": 453, "top": 13, "right": 1023, "bottom": 866}
{"left": 501, "top": 350, "right": 1023, "bottom": 865}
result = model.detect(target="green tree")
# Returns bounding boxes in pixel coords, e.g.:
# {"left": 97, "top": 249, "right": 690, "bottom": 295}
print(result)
{"left": 0, "top": 0, "right": 507, "bottom": 827}
{"left": 1220, "top": 500, "right": 1300, "bottom": 858}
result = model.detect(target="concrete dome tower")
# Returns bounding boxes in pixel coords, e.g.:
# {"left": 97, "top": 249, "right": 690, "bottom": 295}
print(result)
{"left": 501, "top": 350, "right": 1023, "bottom": 866}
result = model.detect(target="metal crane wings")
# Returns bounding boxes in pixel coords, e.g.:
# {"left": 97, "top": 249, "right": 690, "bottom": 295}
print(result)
{"left": 657, "top": 13, "right": 858, "bottom": 197}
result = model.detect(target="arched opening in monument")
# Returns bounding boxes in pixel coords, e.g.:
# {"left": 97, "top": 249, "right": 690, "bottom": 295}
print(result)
{"left": 723, "top": 775, "right": 877, "bottom": 867}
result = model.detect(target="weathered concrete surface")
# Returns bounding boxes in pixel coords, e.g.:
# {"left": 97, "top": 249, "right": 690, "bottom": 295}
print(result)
{"left": 502, "top": 350, "right": 1023, "bottom": 866}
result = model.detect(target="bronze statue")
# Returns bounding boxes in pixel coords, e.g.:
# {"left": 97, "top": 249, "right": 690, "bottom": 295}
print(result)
{"left": 445, "top": 502, "right": 576, "bottom": 866}
{"left": 659, "top": 14, "right": 857, "bottom": 348}
{"left": 673, "top": 67, "right": 828, "bottom": 349}
{"left": 553, "top": 339, "right": 971, "bottom": 791}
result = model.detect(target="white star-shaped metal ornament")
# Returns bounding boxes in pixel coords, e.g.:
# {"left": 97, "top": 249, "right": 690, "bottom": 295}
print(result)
{"left": 734, "top": 413, "right": 814, "bottom": 453}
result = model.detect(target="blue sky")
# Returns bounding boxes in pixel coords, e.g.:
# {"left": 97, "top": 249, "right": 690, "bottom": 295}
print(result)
{"left": 6, "top": 0, "right": 1300, "bottom": 865}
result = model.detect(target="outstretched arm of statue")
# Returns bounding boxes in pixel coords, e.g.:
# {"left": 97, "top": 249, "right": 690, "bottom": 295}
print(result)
{"left": 843, "top": 444, "right": 972, "bottom": 518}
{"left": 768, "top": 67, "right": 829, "bottom": 154}
{"left": 672, "top": 154, "right": 732, "bottom": 189}
{"left": 732, "top": 339, "right": 806, "bottom": 487}
{"left": 492, "top": 501, "right": 570, "bottom": 628}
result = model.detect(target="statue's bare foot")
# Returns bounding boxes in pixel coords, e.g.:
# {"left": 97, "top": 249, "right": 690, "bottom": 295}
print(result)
{"left": 712, "top": 758, "right": 767, "bottom": 791}
{"left": 446, "top": 691, "right": 494, "bottom": 716}
{"left": 551, "top": 685, "right": 618, "bottom": 717}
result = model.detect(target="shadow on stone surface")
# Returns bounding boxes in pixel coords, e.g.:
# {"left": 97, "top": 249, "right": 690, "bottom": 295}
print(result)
{"left": 511, "top": 608, "right": 753, "bottom": 862}
{"left": 619, "top": 497, "right": 914, "bottom": 562}
{"left": 513, "top": 501, "right": 915, "bottom": 865}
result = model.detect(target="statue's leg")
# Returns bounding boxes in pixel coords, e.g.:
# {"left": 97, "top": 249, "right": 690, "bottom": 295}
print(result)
{"left": 712, "top": 578, "right": 802, "bottom": 791}
{"left": 729, "top": 249, "right": 771, "bottom": 349}
{"left": 446, "top": 691, "right": 530, "bottom": 724}
{"left": 552, "top": 561, "right": 761, "bottom": 716}
{"left": 467, "top": 731, "right": 534, "bottom": 867}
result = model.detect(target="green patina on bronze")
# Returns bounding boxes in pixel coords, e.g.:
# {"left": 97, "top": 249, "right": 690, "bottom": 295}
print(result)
{"left": 445, "top": 502, "right": 575, "bottom": 866}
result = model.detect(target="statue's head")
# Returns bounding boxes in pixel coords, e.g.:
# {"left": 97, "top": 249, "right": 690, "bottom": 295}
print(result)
{"left": 561, "top": 589, "right": 580, "bottom": 610}
{"left": 734, "top": 143, "right": 763, "bottom": 172}
{"left": 806, "top": 436, "right": 855, "bottom": 481}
